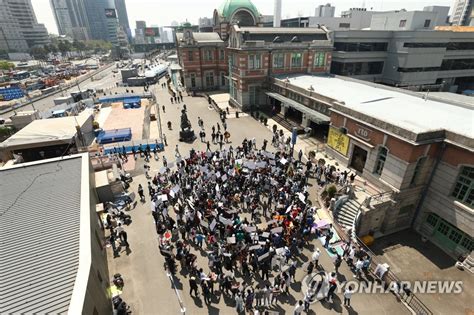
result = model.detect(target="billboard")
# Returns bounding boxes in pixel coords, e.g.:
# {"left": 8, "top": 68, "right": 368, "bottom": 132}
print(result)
{"left": 327, "top": 126, "right": 349, "bottom": 156}
{"left": 144, "top": 27, "right": 160, "bottom": 37}
{"left": 105, "top": 8, "right": 117, "bottom": 18}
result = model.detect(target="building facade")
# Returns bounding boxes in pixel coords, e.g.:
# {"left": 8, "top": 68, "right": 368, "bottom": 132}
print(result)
{"left": 266, "top": 74, "right": 473, "bottom": 258}
{"left": 176, "top": 26, "right": 228, "bottom": 91}
{"left": 177, "top": 0, "right": 262, "bottom": 92}
{"left": 227, "top": 25, "right": 333, "bottom": 110}
{"left": 82, "top": 0, "right": 119, "bottom": 44}
{"left": 330, "top": 28, "right": 474, "bottom": 92}
{"left": 315, "top": 3, "right": 335, "bottom": 18}
{"left": 0, "top": 0, "right": 49, "bottom": 51}
{"left": 114, "top": 0, "right": 131, "bottom": 41}
{"left": 451, "top": 0, "right": 473, "bottom": 26}
{"left": 50, "top": 0, "right": 90, "bottom": 40}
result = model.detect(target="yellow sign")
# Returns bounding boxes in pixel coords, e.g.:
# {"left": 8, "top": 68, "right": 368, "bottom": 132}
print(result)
{"left": 327, "top": 126, "right": 349, "bottom": 156}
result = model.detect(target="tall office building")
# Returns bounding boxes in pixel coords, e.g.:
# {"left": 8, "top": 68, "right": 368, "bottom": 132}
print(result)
{"left": 82, "top": 0, "right": 119, "bottom": 44}
{"left": 50, "top": 0, "right": 89, "bottom": 40}
{"left": 315, "top": 3, "right": 335, "bottom": 17}
{"left": 0, "top": 0, "right": 49, "bottom": 51}
{"left": 451, "top": 0, "right": 473, "bottom": 25}
{"left": 114, "top": 0, "right": 131, "bottom": 41}
{"left": 134, "top": 20, "right": 146, "bottom": 44}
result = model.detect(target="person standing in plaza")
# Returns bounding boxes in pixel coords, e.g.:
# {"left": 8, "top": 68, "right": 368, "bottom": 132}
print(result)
{"left": 334, "top": 254, "right": 342, "bottom": 274}
{"left": 344, "top": 285, "right": 354, "bottom": 307}
{"left": 189, "top": 276, "right": 199, "bottom": 297}
{"left": 312, "top": 248, "right": 321, "bottom": 269}
{"left": 235, "top": 292, "right": 244, "bottom": 313}
{"left": 294, "top": 300, "right": 304, "bottom": 315}
{"left": 175, "top": 145, "right": 181, "bottom": 158}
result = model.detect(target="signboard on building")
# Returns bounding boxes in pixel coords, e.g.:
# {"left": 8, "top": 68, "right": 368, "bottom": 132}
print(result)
{"left": 105, "top": 8, "right": 117, "bottom": 18}
{"left": 327, "top": 126, "right": 349, "bottom": 156}
{"left": 355, "top": 124, "right": 372, "bottom": 141}
{"left": 145, "top": 28, "right": 160, "bottom": 37}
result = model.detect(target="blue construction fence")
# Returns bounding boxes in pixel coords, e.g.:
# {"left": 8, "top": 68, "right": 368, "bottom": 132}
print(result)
{"left": 102, "top": 141, "right": 164, "bottom": 155}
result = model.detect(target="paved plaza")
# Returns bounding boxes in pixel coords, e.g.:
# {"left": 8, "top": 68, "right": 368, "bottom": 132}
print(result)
{"left": 104, "top": 78, "right": 410, "bottom": 315}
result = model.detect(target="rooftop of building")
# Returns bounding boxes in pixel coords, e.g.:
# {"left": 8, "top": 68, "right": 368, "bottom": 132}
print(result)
{"left": 234, "top": 25, "right": 330, "bottom": 44}
{"left": 218, "top": 0, "right": 260, "bottom": 18}
{"left": 0, "top": 154, "right": 87, "bottom": 313}
{"left": 277, "top": 74, "right": 474, "bottom": 142}
{"left": 176, "top": 32, "right": 224, "bottom": 44}
{"left": 0, "top": 109, "right": 92, "bottom": 150}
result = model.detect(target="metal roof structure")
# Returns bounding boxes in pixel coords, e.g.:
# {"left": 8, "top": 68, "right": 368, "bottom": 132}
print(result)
{"left": 0, "top": 109, "right": 93, "bottom": 150}
{"left": 0, "top": 155, "right": 85, "bottom": 314}
{"left": 280, "top": 74, "right": 474, "bottom": 139}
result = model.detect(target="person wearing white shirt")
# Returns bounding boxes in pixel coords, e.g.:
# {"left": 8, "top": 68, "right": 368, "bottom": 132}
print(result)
{"left": 344, "top": 286, "right": 354, "bottom": 307}
{"left": 294, "top": 300, "right": 304, "bottom": 315}
{"left": 312, "top": 248, "right": 321, "bottom": 268}
{"left": 354, "top": 259, "right": 364, "bottom": 279}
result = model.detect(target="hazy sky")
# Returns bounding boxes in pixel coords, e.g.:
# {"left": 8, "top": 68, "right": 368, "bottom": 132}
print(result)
{"left": 32, "top": 0, "right": 453, "bottom": 34}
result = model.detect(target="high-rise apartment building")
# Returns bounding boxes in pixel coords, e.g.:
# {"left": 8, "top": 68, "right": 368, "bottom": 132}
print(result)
{"left": 50, "top": 0, "right": 89, "bottom": 40}
{"left": 315, "top": 3, "right": 335, "bottom": 17}
{"left": 451, "top": 0, "right": 473, "bottom": 25}
{"left": 0, "top": 0, "right": 49, "bottom": 51}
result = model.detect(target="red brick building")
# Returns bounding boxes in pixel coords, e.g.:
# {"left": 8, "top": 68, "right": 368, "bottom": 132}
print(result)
{"left": 176, "top": 0, "right": 263, "bottom": 92}
{"left": 227, "top": 25, "right": 333, "bottom": 110}
{"left": 270, "top": 74, "right": 473, "bottom": 258}
{"left": 176, "top": 27, "right": 228, "bottom": 91}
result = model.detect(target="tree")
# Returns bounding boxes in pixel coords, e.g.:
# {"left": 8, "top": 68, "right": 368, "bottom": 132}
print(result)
{"left": 30, "top": 47, "right": 48, "bottom": 61}
{"left": 57, "top": 40, "right": 72, "bottom": 57}
{"left": 0, "top": 60, "right": 14, "bottom": 71}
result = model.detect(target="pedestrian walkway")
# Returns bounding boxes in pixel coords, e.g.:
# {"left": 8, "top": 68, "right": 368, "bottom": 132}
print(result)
{"left": 104, "top": 84, "right": 409, "bottom": 315}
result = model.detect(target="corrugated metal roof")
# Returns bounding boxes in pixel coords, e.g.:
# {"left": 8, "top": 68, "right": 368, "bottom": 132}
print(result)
{"left": 0, "top": 157, "right": 83, "bottom": 314}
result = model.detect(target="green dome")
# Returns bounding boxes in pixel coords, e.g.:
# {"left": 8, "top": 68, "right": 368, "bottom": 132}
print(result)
{"left": 218, "top": 0, "right": 260, "bottom": 19}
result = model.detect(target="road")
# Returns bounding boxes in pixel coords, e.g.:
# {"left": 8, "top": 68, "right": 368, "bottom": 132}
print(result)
{"left": 3, "top": 63, "right": 122, "bottom": 116}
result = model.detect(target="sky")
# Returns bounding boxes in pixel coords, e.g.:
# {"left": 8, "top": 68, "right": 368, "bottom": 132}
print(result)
{"left": 32, "top": 0, "right": 453, "bottom": 34}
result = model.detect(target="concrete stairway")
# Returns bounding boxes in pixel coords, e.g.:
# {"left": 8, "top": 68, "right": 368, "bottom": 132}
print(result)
{"left": 335, "top": 199, "right": 361, "bottom": 230}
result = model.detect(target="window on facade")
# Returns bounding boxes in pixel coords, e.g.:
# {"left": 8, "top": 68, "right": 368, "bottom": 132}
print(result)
{"left": 399, "top": 19, "right": 407, "bottom": 27}
{"left": 314, "top": 52, "right": 326, "bottom": 67}
{"left": 205, "top": 72, "right": 214, "bottom": 87}
{"left": 220, "top": 72, "right": 226, "bottom": 86}
{"left": 437, "top": 221, "right": 449, "bottom": 235}
{"left": 452, "top": 166, "right": 474, "bottom": 206}
{"left": 291, "top": 53, "right": 302, "bottom": 68}
{"left": 190, "top": 73, "right": 196, "bottom": 88}
{"left": 273, "top": 53, "right": 285, "bottom": 68}
{"left": 424, "top": 19, "right": 431, "bottom": 28}
{"left": 374, "top": 146, "right": 388, "bottom": 175}
{"left": 460, "top": 237, "right": 473, "bottom": 251}
{"left": 410, "top": 156, "right": 426, "bottom": 186}
{"left": 204, "top": 50, "right": 213, "bottom": 61}
{"left": 219, "top": 49, "right": 225, "bottom": 60}
{"left": 448, "top": 229, "right": 463, "bottom": 244}
{"left": 188, "top": 51, "right": 193, "bottom": 61}
{"left": 248, "top": 54, "right": 261, "bottom": 69}
{"left": 426, "top": 213, "right": 438, "bottom": 227}
{"left": 339, "top": 23, "right": 350, "bottom": 28}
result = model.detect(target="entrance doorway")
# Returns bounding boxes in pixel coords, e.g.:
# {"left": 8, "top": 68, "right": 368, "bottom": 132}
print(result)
{"left": 286, "top": 107, "right": 302, "bottom": 124}
{"left": 350, "top": 145, "right": 367, "bottom": 173}
{"left": 310, "top": 121, "right": 329, "bottom": 141}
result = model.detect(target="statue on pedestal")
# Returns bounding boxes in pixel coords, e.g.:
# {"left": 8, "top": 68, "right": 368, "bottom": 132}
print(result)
{"left": 179, "top": 108, "right": 196, "bottom": 142}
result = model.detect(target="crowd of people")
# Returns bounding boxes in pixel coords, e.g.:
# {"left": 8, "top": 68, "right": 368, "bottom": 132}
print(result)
{"left": 135, "top": 131, "right": 367, "bottom": 313}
